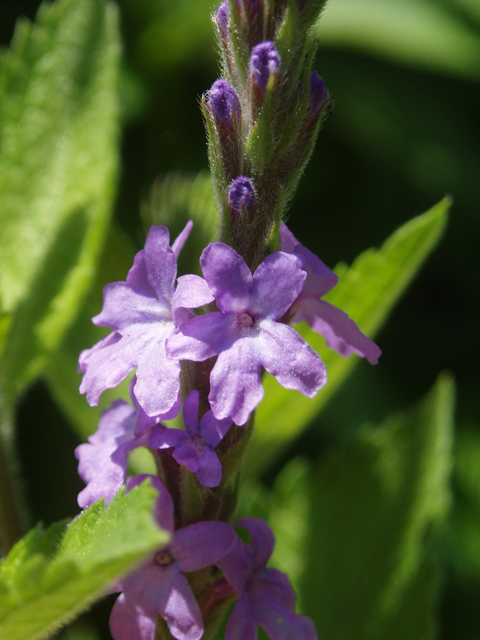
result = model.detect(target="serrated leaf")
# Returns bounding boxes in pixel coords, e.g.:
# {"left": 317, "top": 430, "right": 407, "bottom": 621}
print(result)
{"left": 317, "top": 0, "right": 480, "bottom": 81}
{"left": 248, "top": 197, "right": 450, "bottom": 474}
{"left": 0, "top": 481, "right": 169, "bottom": 640}
{"left": 300, "top": 374, "right": 454, "bottom": 639}
{"left": 0, "top": 0, "right": 120, "bottom": 403}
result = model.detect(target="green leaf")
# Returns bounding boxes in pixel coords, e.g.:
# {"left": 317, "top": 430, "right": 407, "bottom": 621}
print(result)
{"left": 248, "top": 197, "right": 450, "bottom": 474}
{"left": 44, "top": 224, "right": 137, "bottom": 441}
{"left": 447, "top": 425, "right": 480, "bottom": 582}
{"left": 0, "top": 481, "right": 169, "bottom": 640}
{"left": 316, "top": 0, "right": 480, "bottom": 81}
{"left": 145, "top": 171, "right": 219, "bottom": 276}
{"left": 300, "top": 373, "right": 455, "bottom": 639}
{"left": 0, "top": 0, "right": 120, "bottom": 402}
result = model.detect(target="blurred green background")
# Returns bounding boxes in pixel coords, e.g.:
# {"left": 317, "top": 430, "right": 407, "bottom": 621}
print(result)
{"left": 1, "top": 0, "right": 479, "bottom": 638}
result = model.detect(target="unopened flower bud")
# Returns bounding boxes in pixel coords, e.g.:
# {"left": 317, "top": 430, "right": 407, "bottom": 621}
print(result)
{"left": 249, "top": 41, "right": 280, "bottom": 92}
{"left": 308, "top": 72, "right": 328, "bottom": 115}
{"left": 217, "top": 1, "right": 230, "bottom": 36}
{"left": 209, "top": 79, "right": 242, "bottom": 127}
{"left": 228, "top": 176, "right": 256, "bottom": 214}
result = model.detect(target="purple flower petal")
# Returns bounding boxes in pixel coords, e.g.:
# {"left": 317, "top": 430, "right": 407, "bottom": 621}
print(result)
{"left": 258, "top": 320, "right": 327, "bottom": 397}
{"left": 172, "top": 521, "right": 236, "bottom": 572}
{"left": 225, "top": 597, "right": 257, "bottom": 640}
{"left": 75, "top": 400, "right": 136, "bottom": 508}
{"left": 167, "top": 312, "right": 235, "bottom": 362}
{"left": 200, "top": 243, "right": 252, "bottom": 313}
{"left": 279, "top": 222, "right": 337, "bottom": 299}
{"left": 279, "top": 222, "right": 380, "bottom": 366}
{"left": 134, "top": 337, "right": 181, "bottom": 416}
{"left": 250, "top": 251, "right": 305, "bottom": 319}
{"left": 237, "top": 517, "right": 275, "bottom": 567}
{"left": 126, "top": 249, "right": 156, "bottom": 297}
{"left": 172, "top": 274, "right": 214, "bottom": 326}
{"left": 295, "top": 299, "right": 382, "bottom": 364}
{"left": 182, "top": 389, "right": 201, "bottom": 434}
{"left": 196, "top": 447, "right": 223, "bottom": 487}
{"left": 209, "top": 340, "right": 264, "bottom": 425}
{"left": 161, "top": 570, "right": 204, "bottom": 640}
{"left": 93, "top": 282, "right": 170, "bottom": 331}
{"left": 78, "top": 331, "right": 121, "bottom": 373}
{"left": 251, "top": 587, "right": 318, "bottom": 640}
{"left": 171, "top": 220, "right": 193, "bottom": 258}
{"left": 143, "top": 225, "right": 177, "bottom": 307}
{"left": 150, "top": 427, "right": 189, "bottom": 450}
{"left": 79, "top": 331, "right": 156, "bottom": 407}
{"left": 199, "top": 411, "right": 231, "bottom": 448}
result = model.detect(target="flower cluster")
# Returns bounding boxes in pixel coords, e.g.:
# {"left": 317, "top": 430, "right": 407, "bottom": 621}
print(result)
{"left": 75, "top": 1, "right": 381, "bottom": 638}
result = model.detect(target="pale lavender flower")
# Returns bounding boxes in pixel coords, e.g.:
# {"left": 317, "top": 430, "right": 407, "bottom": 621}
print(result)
{"left": 109, "top": 475, "right": 236, "bottom": 640}
{"left": 150, "top": 390, "right": 231, "bottom": 488}
{"left": 78, "top": 223, "right": 214, "bottom": 416}
{"left": 217, "top": 517, "right": 317, "bottom": 640}
{"left": 75, "top": 382, "right": 180, "bottom": 509}
{"left": 166, "top": 243, "right": 326, "bottom": 426}
{"left": 228, "top": 176, "right": 256, "bottom": 215}
{"left": 280, "top": 222, "right": 381, "bottom": 364}
{"left": 249, "top": 42, "right": 280, "bottom": 91}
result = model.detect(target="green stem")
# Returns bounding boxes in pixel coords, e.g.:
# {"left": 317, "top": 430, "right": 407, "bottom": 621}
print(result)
{"left": 0, "top": 401, "right": 26, "bottom": 554}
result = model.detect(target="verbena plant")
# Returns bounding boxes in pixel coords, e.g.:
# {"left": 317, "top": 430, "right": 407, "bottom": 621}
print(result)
{"left": 0, "top": 1, "right": 455, "bottom": 639}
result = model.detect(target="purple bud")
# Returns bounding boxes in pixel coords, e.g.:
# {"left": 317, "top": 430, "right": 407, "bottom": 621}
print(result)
{"left": 309, "top": 72, "right": 328, "bottom": 115}
{"left": 228, "top": 177, "right": 256, "bottom": 214}
{"left": 217, "top": 1, "right": 230, "bottom": 35}
{"left": 249, "top": 41, "right": 280, "bottom": 92}
{"left": 209, "top": 79, "right": 241, "bottom": 126}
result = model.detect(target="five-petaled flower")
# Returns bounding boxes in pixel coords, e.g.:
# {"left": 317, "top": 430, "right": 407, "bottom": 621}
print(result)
{"left": 217, "top": 517, "right": 318, "bottom": 640}
{"left": 109, "top": 475, "right": 236, "bottom": 640}
{"left": 78, "top": 223, "right": 214, "bottom": 417}
{"left": 166, "top": 242, "right": 327, "bottom": 426}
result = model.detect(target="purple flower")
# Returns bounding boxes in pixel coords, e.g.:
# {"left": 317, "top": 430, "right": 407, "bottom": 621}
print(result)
{"left": 217, "top": 518, "right": 317, "bottom": 640}
{"left": 209, "top": 79, "right": 242, "bottom": 127}
{"left": 308, "top": 72, "right": 328, "bottom": 115}
{"left": 109, "top": 475, "right": 236, "bottom": 640}
{"left": 150, "top": 390, "right": 231, "bottom": 487}
{"left": 280, "top": 222, "right": 381, "bottom": 364}
{"left": 75, "top": 383, "right": 180, "bottom": 509}
{"left": 249, "top": 42, "right": 280, "bottom": 92}
{"left": 78, "top": 224, "right": 214, "bottom": 416}
{"left": 166, "top": 243, "right": 326, "bottom": 426}
{"left": 228, "top": 176, "right": 256, "bottom": 215}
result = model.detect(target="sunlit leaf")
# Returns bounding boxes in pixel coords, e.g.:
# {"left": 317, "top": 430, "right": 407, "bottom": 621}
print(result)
{"left": 0, "top": 0, "right": 120, "bottom": 403}
{"left": 0, "top": 481, "right": 168, "bottom": 640}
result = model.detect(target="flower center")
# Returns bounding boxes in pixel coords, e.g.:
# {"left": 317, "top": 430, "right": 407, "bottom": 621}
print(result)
{"left": 189, "top": 433, "right": 206, "bottom": 454}
{"left": 236, "top": 312, "right": 254, "bottom": 330}
{"left": 155, "top": 549, "right": 174, "bottom": 567}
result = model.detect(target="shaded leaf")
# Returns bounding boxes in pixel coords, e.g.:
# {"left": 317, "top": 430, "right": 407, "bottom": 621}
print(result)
{"left": 317, "top": 0, "right": 480, "bottom": 81}
{"left": 249, "top": 197, "right": 450, "bottom": 474}
{"left": 300, "top": 374, "right": 454, "bottom": 639}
